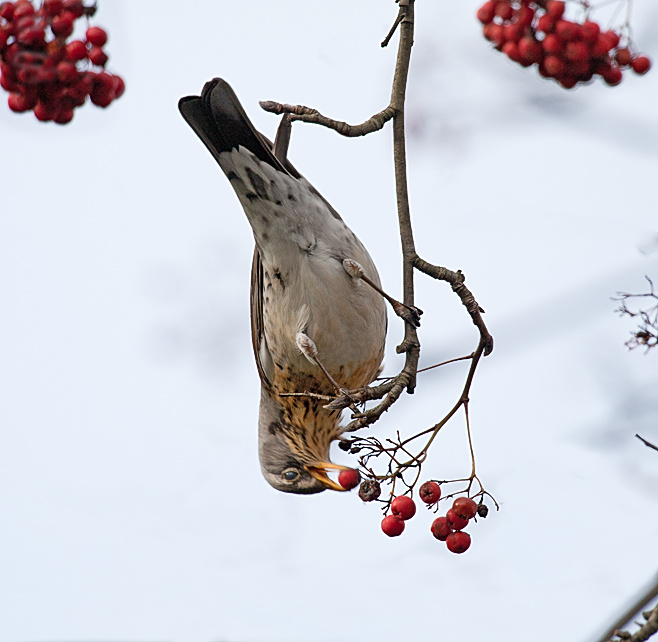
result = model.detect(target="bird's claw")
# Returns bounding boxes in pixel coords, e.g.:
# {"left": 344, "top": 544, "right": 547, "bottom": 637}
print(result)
{"left": 392, "top": 301, "right": 423, "bottom": 328}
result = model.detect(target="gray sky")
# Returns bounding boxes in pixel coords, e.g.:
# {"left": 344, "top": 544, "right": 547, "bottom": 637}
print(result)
{"left": 1, "top": 1, "right": 657, "bottom": 641}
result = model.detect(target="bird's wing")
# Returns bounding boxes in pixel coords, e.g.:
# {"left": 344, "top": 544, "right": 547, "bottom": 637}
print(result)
{"left": 178, "top": 78, "right": 299, "bottom": 391}
{"left": 249, "top": 246, "right": 273, "bottom": 389}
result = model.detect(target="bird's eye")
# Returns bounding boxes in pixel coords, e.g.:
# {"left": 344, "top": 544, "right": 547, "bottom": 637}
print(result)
{"left": 282, "top": 468, "right": 301, "bottom": 482}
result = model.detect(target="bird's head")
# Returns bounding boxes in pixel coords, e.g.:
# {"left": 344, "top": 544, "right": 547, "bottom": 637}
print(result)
{"left": 258, "top": 389, "right": 349, "bottom": 494}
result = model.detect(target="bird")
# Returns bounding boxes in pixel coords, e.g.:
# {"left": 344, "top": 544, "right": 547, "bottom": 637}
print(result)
{"left": 178, "top": 79, "right": 387, "bottom": 493}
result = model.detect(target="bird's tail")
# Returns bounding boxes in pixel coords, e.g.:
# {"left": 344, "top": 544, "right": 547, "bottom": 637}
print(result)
{"left": 178, "top": 78, "right": 300, "bottom": 178}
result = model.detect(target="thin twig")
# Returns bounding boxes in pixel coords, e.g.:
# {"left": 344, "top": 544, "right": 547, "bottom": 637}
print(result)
{"left": 636, "top": 434, "right": 658, "bottom": 452}
{"left": 259, "top": 101, "right": 395, "bottom": 137}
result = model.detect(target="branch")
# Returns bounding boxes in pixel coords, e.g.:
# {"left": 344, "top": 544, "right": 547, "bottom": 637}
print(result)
{"left": 259, "top": 101, "right": 395, "bottom": 137}
{"left": 594, "top": 576, "right": 658, "bottom": 642}
{"left": 614, "top": 276, "right": 658, "bottom": 351}
{"left": 414, "top": 258, "right": 494, "bottom": 355}
{"left": 636, "top": 434, "right": 658, "bottom": 452}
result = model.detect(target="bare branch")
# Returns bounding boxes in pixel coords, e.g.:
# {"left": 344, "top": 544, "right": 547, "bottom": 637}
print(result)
{"left": 614, "top": 276, "right": 658, "bottom": 351}
{"left": 259, "top": 100, "right": 395, "bottom": 137}
{"left": 415, "top": 257, "right": 494, "bottom": 355}
{"left": 594, "top": 576, "right": 658, "bottom": 642}
{"left": 636, "top": 434, "right": 658, "bottom": 452}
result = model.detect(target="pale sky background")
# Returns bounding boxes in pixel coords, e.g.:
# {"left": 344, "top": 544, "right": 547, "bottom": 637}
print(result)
{"left": 1, "top": 1, "right": 657, "bottom": 641}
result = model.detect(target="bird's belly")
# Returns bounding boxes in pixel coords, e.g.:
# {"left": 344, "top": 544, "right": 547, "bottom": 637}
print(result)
{"left": 263, "top": 264, "right": 386, "bottom": 394}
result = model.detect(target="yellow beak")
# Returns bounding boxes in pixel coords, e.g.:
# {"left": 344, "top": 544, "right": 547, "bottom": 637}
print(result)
{"left": 306, "top": 462, "right": 351, "bottom": 492}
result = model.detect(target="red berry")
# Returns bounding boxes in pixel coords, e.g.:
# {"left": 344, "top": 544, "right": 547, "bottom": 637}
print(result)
{"left": 581, "top": 21, "right": 600, "bottom": 43}
{"left": 419, "top": 481, "right": 441, "bottom": 505}
{"left": 446, "top": 531, "right": 471, "bottom": 554}
{"left": 446, "top": 508, "right": 469, "bottom": 531}
{"left": 43, "top": 0, "right": 64, "bottom": 15}
{"left": 430, "top": 516, "right": 453, "bottom": 541}
{"left": 0, "top": 2, "right": 15, "bottom": 21}
{"left": 591, "top": 34, "right": 612, "bottom": 59}
{"left": 7, "top": 91, "right": 35, "bottom": 112}
{"left": 390, "top": 495, "right": 416, "bottom": 520}
{"left": 88, "top": 46, "right": 108, "bottom": 66}
{"left": 495, "top": 2, "right": 513, "bottom": 21}
{"left": 17, "top": 64, "right": 39, "bottom": 84}
{"left": 54, "top": 107, "right": 74, "bottom": 124}
{"left": 545, "top": 0, "right": 565, "bottom": 19}
{"left": 536, "top": 14, "right": 554, "bottom": 34}
{"left": 51, "top": 11, "right": 74, "bottom": 37}
{"left": 601, "top": 30, "right": 621, "bottom": 50}
{"left": 614, "top": 48, "right": 632, "bottom": 67}
{"left": 555, "top": 19, "right": 579, "bottom": 42}
{"left": 69, "top": 74, "right": 93, "bottom": 100}
{"left": 502, "top": 41, "right": 520, "bottom": 62}
{"left": 34, "top": 100, "right": 57, "bottom": 121}
{"left": 632, "top": 55, "right": 651, "bottom": 75}
{"left": 112, "top": 74, "right": 125, "bottom": 98}
{"left": 518, "top": 36, "right": 542, "bottom": 63}
{"left": 476, "top": 1, "right": 496, "bottom": 25}
{"left": 66, "top": 40, "right": 88, "bottom": 61}
{"left": 358, "top": 479, "right": 381, "bottom": 502}
{"left": 337, "top": 468, "right": 361, "bottom": 490}
{"left": 90, "top": 86, "right": 114, "bottom": 107}
{"left": 56, "top": 60, "right": 78, "bottom": 83}
{"left": 381, "top": 515, "right": 405, "bottom": 537}
{"left": 543, "top": 55, "right": 564, "bottom": 77}
{"left": 13, "top": 1, "right": 34, "bottom": 20}
{"left": 453, "top": 497, "right": 478, "bottom": 520}
{"left": 567, "top": 58, "right": 590, "bottom": 77}
{"left": 503, "top": 22, "right": 523, "bottom": 43}
{"left": 565, "top": 41, "right": 588, "bottom": 63}
{"left": 63, "top": 0, "right": 83, "bottom": 18}
{"left": 17, "top": 25, "right": 45, "bottom": 46}
{"left": 542, "top": 34, "right": 563, "bottom": 55}
{"left": 13, "top": 13, "right": 35, "bottom": 31}
{"left": 516, "top": 5, "right": 534, "bottom": 28}
{"left": 0, "top": 70, "right": 17, "bottom": 91}
{"left": 488, "top": 23, "right": 505, "bottom": 46}
{"left": 557, "top": 75, "right": 578, "bottom": 89}
{"left": 86, "top": 26, "right": 108, "bottom": 47}
{"left": 602, "top": 65, "right": 623, "bottom": 86}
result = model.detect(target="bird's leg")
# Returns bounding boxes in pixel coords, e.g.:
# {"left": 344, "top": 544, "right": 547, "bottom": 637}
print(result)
{"left": 342, "top": 259, "right": 422, "bottom": 327}
{"left": 273, "top": 113, "right": 292, "bottom": 162}
{"left": 295, "top": 332, "right": 355, "bottom": 402}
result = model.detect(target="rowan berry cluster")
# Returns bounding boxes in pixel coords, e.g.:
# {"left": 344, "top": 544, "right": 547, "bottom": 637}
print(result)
{"left": 477, "top": 0, "right": 651, "bottom": 89}
{"left": 348, "top": 475, "right": 486, "bottom": 554}
{"left": 0, "top": 0, "right": 124, "bottom": 124}
{"left": 430, "top": 494, "right": 483, "bottom": 554}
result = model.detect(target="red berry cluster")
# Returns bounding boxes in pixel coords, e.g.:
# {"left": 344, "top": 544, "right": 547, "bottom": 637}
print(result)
{"left": 372, "top": 479, "right": 483, "bottom": 554}
{"left": 430, "top": 496, "right": 479, "bottom": 554}
{"left": 477, "top": 0, "right": 651, "bottom": 89}
{"left": 0, "top": 0, "right": 124, "bottom": 124}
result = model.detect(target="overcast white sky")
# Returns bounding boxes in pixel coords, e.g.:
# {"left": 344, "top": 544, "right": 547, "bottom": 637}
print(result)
{"left": 1, "top": 1, "right": 657, "bottom": 641}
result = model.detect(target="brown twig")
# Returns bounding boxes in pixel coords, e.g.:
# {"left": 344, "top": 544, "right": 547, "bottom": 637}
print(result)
{"left": 259, "top": 101, "right": 396, "bottom": 138}
{"left": 636, "top": 434, "right": 658, "bottom": 452}
{"left": 594, "top": 576, "right": 658, "bottom": 642}
{"left": 614, "top": 277, "right": 658, "bottom": 351}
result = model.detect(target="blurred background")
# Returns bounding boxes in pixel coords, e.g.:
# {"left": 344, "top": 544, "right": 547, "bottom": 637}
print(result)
{"left": 1, "top": 1, "right": 657, "bottom": 640}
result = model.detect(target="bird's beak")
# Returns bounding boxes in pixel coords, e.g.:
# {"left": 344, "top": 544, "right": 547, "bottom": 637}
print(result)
{"left": 305, "top": 462, "right": 350, "bottom": 492}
